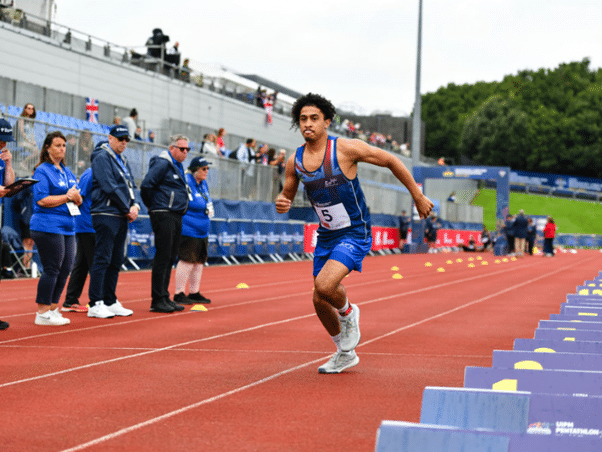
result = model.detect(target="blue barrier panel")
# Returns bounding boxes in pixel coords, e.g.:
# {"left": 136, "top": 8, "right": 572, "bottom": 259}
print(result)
{"left": 127, "top": 216, "right": 155, "bottom": 260}
{"left": 271, "top": 222, "right": 284, "bottom": 255}
{"left": 492, "top": 350, "right": 602, "bottom": 371}
{"left": 232, "top": 220, "right": 254, "bottom": 257}
{"left": 535, "top": 328, "right": 602, "bottom": 342}
{"left": 216, "top": 219, "right": 236, "bottom": 257}
{"left": 420, "top": 387, "right": 529, "bottom": 433}
{"left": 278, "top": 221, "right": 294, "bottom": 255}
{"left": 464, "top": 367, "right": 602, "bottom": 395}
{"left": 420, "top": 386, "right": 602, "bottom": 435}
{"left": 514, "top": 338, "right": 602, "bottom": 354}
{"left": 375, "top": 421, "right": 510, "bottom": 452}
{"left": 208, "top": 219, "right": 224, "bottom": 258}
{"left": 375, "top": 421, "right": 602, "bottom": 452}
{"left": 575, "top": 286, "right": 602, "bottom": 294}
{"left": 292, "top": 223, "right": 304, "bottom": 254}
{"left": 539, "top": 320, "right": 602, "bottom": 331}
{"left": 252, "top": 221, "right": 270, "bottom": 256}
{"left": 549, "top": 314, "right": 602, "bottom": 322}
{"left": 562, "top": 304, "right": 602, "bottom": 316}
{"left": 568, "top": 294, "right": 602, "bottom": 302}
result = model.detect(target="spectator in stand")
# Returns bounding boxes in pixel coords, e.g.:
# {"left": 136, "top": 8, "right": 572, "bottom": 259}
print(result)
{"left": 199, "top": 133, "right": 218, "bottom": 156}
{"left": 62, "top": 167, "right": 94, "bottom": 313}
{"left": 216, "top": 128, "right": 229, "bottom": 157}
{"left": 17, "top": 103, "right": 38, "bottom": 172}
{"left": 181, "top": 58, "right": 191, "bottom": 82}
{"left": 255, "top": 143, "right": 269, "bottom": 165}
{"left": 255, "top": 86, "right": 265, "bottom": 107}
{"left": 269, "top": 148, "right": 286, "bottom": 197}
{"left": 76, "top": 130, "right": 94, "bottom": 172}
{"left": 398, "top": 210, "right": 409, "bottom": 250}
{"left": 527, "top": 218, "right": 536, "bottom": 255}
{"left": 543, "top": 216, "right": 556, "bottom": 257}
{"left": 447, "top": 191, "right": 457, "bottom": 202}
{"left": 174, "top": 156, "right": 213, "bottom": 305}
{"left": 513, "top": 209, "right": 529, "bottom": 257}
{"left": 264, "top": 94, "right": 274, "bottom": 125}
{"left": 134, "top": 126, "right": 143, "bottom": 141}
{"left": 147, "top": 130, "right": 155, "bottom": 143}
{"left": 167, "top": 41, "right": 180, "bottom": 66}
{"left": 504, "top": 214, "right": 515, "bottom": 255}
{"left": 123, "top": 109, "right": 138, "bottom": 140}
{"left": 461, "top": 236, "right": 477, "bottom": 252}
{"left": 140, "top": 134, "right": 191, "bottom": 313}
{"left": 235, "top": 138, "right": 257, "bottom": 163}
{"left": 30, "top": 131, "right": 83, "bottom": 326}
{"left": 0, "top": 118, "right": 16, "bottom": 330}
{"left": 480, "top": 226, "right": 491, "bottom": 251}
{"left": 113, "top": 116, "right": 121, "bottom": 125}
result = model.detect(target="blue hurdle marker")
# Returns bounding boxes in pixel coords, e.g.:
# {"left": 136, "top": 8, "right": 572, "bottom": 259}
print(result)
{"left": 539, "top": 320, "right": 602, "bottom": 330}
{"left": 420, "top": 386, "right": 602, "bottom": 434}
{"left": 535, "top": 328, "right": 602, "bottom": 342}
{"left": 492, "top": 349, "right": 602, "bottom": 371}
{"left": 561, "top": 304, "right": 602, "bottom": 315}
{"left": 375, "top": 421, "right": 602, "bottom": 452}
{"left": 464, "top": 367, "right": 602, "bottom": 395}
{"left": 514, "top": 338, "right": 602, "bottom": 354}
{"left": 549, "top": 313, "right": 602, "bottom": 322}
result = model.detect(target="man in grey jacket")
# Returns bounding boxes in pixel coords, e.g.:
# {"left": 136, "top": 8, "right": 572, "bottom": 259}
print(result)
{"left": 87, "top": 125, "right": 140, "bottom": 319}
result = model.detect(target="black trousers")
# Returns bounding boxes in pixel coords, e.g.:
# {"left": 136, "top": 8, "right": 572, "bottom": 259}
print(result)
{"left": 149, "top": 211, "right": 182, "bottom": 304}
{"left": 64, "top": 232, "right": 96, "bottom": 306}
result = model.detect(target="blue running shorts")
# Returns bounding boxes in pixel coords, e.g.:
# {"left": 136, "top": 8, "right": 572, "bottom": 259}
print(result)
{"left": 313, "top": 233, "right": 373, "bottom": 276}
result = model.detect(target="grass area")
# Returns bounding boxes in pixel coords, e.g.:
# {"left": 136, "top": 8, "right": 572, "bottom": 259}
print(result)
{"left": 471, "top": 188, "right": 602, "bottom": 235}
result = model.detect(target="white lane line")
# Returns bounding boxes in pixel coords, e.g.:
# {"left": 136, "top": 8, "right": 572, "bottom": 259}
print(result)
{"left": 56, "top": 258, "right": 581, "bottom": 451}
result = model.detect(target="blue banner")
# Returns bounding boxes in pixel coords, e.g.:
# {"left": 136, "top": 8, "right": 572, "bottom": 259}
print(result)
{"left": 208, "top": 219, "right": 225, "bottom": 258}
{"left": 127, "top": 216, "right": 155, "bottom": 260}
{"left": 279, "top": 222, "right": 294, "bottom": 255}
{"left": 292, "top": 223, "right": 304, "bottom": 253}
{"left": 233, "top": 220, "right": 254, "bottom": 257}
{"left": 512, "top": 170, "right": 602, "bottom": 192}
{"left": 253, "top": 221, "right": 271, "bottom": 255}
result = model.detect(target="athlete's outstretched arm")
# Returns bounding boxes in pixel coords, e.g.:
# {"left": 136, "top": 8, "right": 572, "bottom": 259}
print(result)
{"left": 275, "top": 154, "right": 300, "bottom": 214}
{"left": 340, "top": 138, "right": 434, "bottom": 219}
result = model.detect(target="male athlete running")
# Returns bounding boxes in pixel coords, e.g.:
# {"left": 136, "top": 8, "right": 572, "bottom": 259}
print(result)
{"left": 276, "top": 93, "right": 433, "bottom": 373}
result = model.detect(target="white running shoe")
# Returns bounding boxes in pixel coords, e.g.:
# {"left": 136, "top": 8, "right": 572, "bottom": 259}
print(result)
{"left": 105, "top": 301, "right": 133, "bottom": 317}
{"left": 35, "top": 311, "right": 69, "bottom": 326}
{"left": 50, "top": 308, "right": 71, "bottom": 325}
{"left": 318, "top": 350, "right": 359, "bottom": 374}
{"left": 87, "top": 301, "right": 116, "bottom": 319}
{"left": 339, "top": 304, "right": 360, "bottom": 352}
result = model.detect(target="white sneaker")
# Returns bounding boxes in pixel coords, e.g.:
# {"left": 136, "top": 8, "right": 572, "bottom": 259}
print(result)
{"left": 339, "top": 304, "right": 360, "bottom": 352}
{"left": 35, "top": 311, "right": 69, "bottom": 326}
{"left": 50, "top": 308, "right": 71, "bottom": 325}
{"left": 105, "top": 301, "right": 133, "bottom": 317}
{"left": 87, "top": 301, "right": 115, "bottom": 319}
{"left": 318, "top": 350, "right": 359, "bottom": 374}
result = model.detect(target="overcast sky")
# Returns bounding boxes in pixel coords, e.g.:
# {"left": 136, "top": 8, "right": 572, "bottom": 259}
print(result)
{"left": 54, "top": 0, "right": 601, "bottom": 116}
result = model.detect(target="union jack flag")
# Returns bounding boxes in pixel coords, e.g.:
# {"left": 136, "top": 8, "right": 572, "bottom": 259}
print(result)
{"left": 86, "top": 97, "right": 98, "bottom": 123}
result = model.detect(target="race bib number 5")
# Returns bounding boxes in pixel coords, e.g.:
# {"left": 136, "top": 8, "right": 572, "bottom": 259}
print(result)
{"left": 315, "top": 203, "right": 351, "bottom": 230}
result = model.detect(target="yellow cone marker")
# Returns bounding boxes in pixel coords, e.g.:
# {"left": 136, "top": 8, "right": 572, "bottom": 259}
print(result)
{"left": 392, "top": 273, "right": 403, "bottom": 279}
{"left": 468, "top": 263, "right": 476, "bottom": 268}
{"left": 502, "top": 258, "right": 509, "bottom": 262}
{"left": 481, "top": 261, "right": 488, "bottom": 265}
{"left": 437, "top": 267, "right": 445, "bottom": 272}
{"left": 236, "top": 283, "right": 249, "bottom": 289}
{"left": 391, "top": 266, "right": 399, "bottom": 271}
{"left": 468, "top": 257, "right": 474, "bottom": 261}
{"left": 476, "top": 256, "right": 482, "bottom": 260}
{"left": 495, "top": 259, "right": 501, "bottom": 264}
{"left": 456, "top": 258, "right": 463, "bottom": 263}
{"left": 446, "top": 260, "right": 453, "bottom": 265}
{"left": 191, "top": 305, "right": 208, "bottom": 312}
{"left": 511, "top": 257, "right": 517, "bottom": 261}
{"left": 425, "top": 262, "right": 432, "bottom": 267}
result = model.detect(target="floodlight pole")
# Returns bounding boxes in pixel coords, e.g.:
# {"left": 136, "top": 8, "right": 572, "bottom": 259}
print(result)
{"left": 411, "top": 0, "right": 422, "bottom": 170}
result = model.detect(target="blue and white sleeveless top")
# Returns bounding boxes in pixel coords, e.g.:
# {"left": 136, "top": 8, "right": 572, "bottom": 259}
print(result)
{"left": 294, "top": 136, "right": 371, "bottom": 238}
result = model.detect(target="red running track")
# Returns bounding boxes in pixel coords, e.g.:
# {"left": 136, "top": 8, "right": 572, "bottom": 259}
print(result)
{"left": 1, "top": 249, "right": 601, "bottom": 451}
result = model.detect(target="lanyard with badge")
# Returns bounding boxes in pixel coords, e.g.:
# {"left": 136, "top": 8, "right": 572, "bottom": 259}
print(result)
{"left": 113, "top": 152, "right": 136, "bottom": 201}
{"left": 61, "top": 169, "right": 81, "bottom": 216}
{"left": 196, "top": 182, "right": 214, "bottom": 218}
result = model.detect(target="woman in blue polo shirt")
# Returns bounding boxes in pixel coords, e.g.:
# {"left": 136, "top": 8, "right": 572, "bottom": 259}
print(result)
{"left": 30, "top": 131, "right": 83, "bottom": 326}
{"left": 173, "top": 156, "right": 213, "bottom": 305}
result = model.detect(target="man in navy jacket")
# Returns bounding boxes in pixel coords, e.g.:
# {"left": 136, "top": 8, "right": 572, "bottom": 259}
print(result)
{"left": 141, "top": 134, "right": 190, "bottom": 313}
{"left": 87, "top": 125, "right": 140, "bottom": 319}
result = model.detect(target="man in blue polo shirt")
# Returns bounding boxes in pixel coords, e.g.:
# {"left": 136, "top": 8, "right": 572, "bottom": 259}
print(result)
{"left": 0, "top": 118, "right": 16, "bottom": 330}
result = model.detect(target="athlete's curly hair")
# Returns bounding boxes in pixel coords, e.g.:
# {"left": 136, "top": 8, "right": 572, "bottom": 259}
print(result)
{"left": 291, "top": 93, "right": 336, "bottom": 129}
